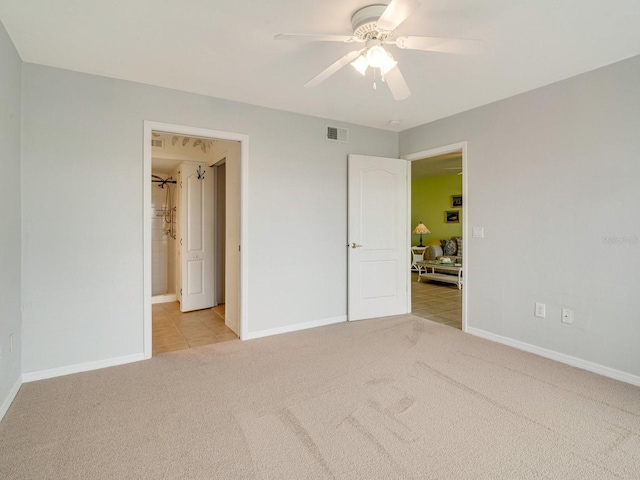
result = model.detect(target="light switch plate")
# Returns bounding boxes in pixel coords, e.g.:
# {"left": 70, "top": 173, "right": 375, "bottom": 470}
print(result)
{"left": 472, "top": 227, "right": 484, "bottom": 238}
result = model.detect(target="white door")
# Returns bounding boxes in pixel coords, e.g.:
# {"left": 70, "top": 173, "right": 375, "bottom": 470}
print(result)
{"left": 348, "top": 154, "right": 409, "bottom": 321}
{"left": 179, "top": 162, "right": 215, "bottom": 312}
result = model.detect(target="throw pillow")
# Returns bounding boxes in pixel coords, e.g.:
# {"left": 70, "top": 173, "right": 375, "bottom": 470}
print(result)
{"left": 455, "top": 237, "right": 463, "bottom": 256}
{"left": 443, "top": 240, "right": 457, "bottom": 256}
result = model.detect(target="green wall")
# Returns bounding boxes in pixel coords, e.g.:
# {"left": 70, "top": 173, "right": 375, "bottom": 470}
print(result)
{"left": 411, "top": 174, "right": 462, "bottom": 245}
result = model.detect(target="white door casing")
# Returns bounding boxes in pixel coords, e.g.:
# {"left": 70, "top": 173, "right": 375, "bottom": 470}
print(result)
{"left": 224, "top": 143, "right": 241, "bottom": 334}
{"left": 179, "top": 162, "right": 215, "bottom": 312}
{"left": 348, "top": 154, "right": 409, "bottom": 321}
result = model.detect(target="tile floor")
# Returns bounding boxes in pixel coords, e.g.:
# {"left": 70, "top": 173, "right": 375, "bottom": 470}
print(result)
{"left": 410, "top": 272, "right": 462, "bottom": 330}
{"left": 152, "top": 302, "right": 237, "bottom": 354}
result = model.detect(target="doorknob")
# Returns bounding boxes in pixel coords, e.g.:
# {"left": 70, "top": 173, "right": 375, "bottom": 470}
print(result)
{"left": 349, "top": 243, "right": 363, "bottom": 249}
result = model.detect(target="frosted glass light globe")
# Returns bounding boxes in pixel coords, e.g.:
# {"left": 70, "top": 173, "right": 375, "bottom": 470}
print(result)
{"left": 366, "top": 44, "right": 387, "bottom": 68}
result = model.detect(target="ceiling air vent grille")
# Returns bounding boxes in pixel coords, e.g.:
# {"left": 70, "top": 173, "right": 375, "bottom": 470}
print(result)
{"left": 326, "top": 126, "right": 348, "bottom": 143}
{"left": 151, "top": 139, "right": 164, "bottom": 148}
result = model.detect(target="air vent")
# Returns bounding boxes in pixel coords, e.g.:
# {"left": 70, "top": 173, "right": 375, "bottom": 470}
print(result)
{"left": 326, "top": 126, "right": 349, "bottom": 143}
{"left": 151, "top": 139, "right": 164, "bottom": 148}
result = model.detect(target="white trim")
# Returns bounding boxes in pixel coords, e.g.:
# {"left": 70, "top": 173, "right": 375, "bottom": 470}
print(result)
{"left": 22, "top": 353, "right": 146, "bottom": 383}
{"left": 152, "top": 294, "right": 177, "bottom": 304}
{"left": 244, "top": 316, "right": 346, "bottom": 341}
{"left": 402, "top": 141, "right": 468, "bottom": 332}
{"left": 406, "top": 161, "right": 412, "bottom": 312}
{"left": 0, "top": 375, "right": 22, "bottom": 422}
{"left": 467, "top": 327, "right": 640, "bottom": 387}
{"left": 143, "top": 121, "right": 250, "bottom": 358}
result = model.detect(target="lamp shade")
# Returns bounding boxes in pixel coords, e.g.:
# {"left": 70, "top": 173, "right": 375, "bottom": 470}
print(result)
{"left": 350, "top": 55, "right": 369, "bottom": 75}
{"left": 413, "top": 222, "right": 430, "bottom": 248}
{"left": 366, "top": 43, "right": 387, "bottom": 68}
{"left": 413, "top": 222, "right": 430, "bottom": 234}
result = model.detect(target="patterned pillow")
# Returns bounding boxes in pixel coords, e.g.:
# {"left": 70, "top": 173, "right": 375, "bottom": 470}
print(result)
{"left": 454, "top": 237, "right": 463, "bottom": 257}
{"left": 443, "top": 240, "right": 457, "bottom": 256}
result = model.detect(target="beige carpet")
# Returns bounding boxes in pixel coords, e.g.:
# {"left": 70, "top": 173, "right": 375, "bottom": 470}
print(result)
{"left": 1, "top": 315, "right": 639, "bottom": 479}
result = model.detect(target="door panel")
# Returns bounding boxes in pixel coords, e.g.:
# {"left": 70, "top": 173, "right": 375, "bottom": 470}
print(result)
{"left": 187, "top": 261, "right": 204, "bottom": 295}
{"left": 348, "top": 154, "right": 408, "bottom": 321}
{"left": 180, "top": 163, "right": 214, "bottom": 312}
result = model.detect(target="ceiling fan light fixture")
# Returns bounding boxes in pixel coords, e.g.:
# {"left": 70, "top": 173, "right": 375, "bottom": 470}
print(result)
{"left": 366, "top": 41, "right": 387, "bottom": 68}
{"left": 350, "top": 55, "right": 369, "bottom": 75}
{"left": 380, "top": 52, "right": 398, "bottom": 75}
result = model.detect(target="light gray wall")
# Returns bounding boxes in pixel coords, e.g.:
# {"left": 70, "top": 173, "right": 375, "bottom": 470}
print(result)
{"left": 400, "top": 55, "right": 640, "bottom": 378}
{"left": 0, "top": 21, "right": 22, "bottom": 409}
{"left": 20, "top": 63, "right": 398, "bottom": 374}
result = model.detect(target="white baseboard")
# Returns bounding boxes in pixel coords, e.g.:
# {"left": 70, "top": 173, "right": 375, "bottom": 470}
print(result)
{"left": 244, "top": 315, "right": 346, "bottom": 341}
{"left": 152, "top": 294, "right": 177, "bottom": 304}
{"left": 22, "top": 353, "right": 146, "bottom": 383}
{"left": 466, "top": 327, "right": 640, "bottom": 387}
{"left": 0, "top": 375, "right": 23, "bottom": 422}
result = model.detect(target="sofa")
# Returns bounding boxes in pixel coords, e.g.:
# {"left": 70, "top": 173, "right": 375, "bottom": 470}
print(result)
{"left": 425, "top": 236, "right": 463, "bottom": 264}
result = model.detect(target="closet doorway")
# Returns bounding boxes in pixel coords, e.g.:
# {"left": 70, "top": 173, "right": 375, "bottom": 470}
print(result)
{"left": 143, "top": 122, "right": 248, "bottom": 357}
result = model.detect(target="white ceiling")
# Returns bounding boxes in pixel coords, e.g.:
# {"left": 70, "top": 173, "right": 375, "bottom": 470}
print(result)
{"left": 412, "top": 152, "right": 461, "bottom": 178}
{"left": 2, "top": 0, "right": 640, "bottom": 132}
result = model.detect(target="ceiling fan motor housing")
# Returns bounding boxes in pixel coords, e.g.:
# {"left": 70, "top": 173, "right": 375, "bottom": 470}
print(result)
{"left": 351, "top": 5, "right": 392, "bottom": 40}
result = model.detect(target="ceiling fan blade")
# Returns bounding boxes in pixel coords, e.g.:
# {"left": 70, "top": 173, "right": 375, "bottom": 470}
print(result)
{"left": 275, "top": 33, "right": 362, "bottom": 43}
{"left": 376, "top": 0, "right": 422, "bottom": 32}
{"left": 304, "top": 49, "right": 365, "bottom": 88}
{"left": 384, "top": 65, "right": 411, "bottom": 100}
{"left": 393, "top": 36, "right": 484, "bottom": 55}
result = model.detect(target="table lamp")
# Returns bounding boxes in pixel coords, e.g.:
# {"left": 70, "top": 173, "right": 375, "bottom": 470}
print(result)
{"left": 413, "top": 222, "right": 430, "bottom": 247}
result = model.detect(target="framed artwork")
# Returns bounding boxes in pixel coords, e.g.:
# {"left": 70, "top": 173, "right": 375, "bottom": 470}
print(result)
{"left": 445, "top": 211, "right": 460, "bottom": 223}
{"left": 451, "top": 195, "right": 463, "bottom": 208}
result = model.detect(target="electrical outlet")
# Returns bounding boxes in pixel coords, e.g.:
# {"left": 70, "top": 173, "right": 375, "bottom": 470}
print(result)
{"left": 535, "top": 302, "right": 546, "bottom": 318}
{"left": 561, "top": 308, "right": 573, "bottom": 324}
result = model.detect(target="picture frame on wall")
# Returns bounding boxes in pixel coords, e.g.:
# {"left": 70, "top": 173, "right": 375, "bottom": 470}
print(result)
{"left": 445, "top": 211, "right": 460, "bottom": 223}
{"left": 451, "top": 195, "right": 463, "bottom": 208}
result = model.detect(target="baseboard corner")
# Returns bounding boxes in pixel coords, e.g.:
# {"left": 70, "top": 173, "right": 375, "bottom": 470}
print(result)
{"left": 0, "top": 375, "right": 23, "bottom": 422}
{"left": 22, "top": 352, "right": 147, "bottom": 383}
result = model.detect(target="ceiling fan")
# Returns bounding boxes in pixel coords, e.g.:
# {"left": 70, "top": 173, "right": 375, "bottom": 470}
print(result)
{"left": 275, "top": 0, "right": 483, "bottom": 100}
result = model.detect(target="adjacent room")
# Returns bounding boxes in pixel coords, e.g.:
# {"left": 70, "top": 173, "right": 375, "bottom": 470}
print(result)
{"left": 1, "top": 0, "right": 640, "bottom": 478}
{"left": 410, "top": 152, "right": 463, "bottom": 329}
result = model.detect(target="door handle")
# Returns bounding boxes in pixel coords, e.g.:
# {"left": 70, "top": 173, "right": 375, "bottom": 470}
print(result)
{"left": 349, "top": 243, "right": 363, "bottom": 249}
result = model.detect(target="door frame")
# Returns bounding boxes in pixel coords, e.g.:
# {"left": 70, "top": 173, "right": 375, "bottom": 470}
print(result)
{"left": 212, "top": 159, "right": 226, "bottom": 307}
{"left": 143, "top": 121, "right": 249, "bottom": 358}
{"left": 402, "top": 141, "right": 468, "bottom": 332}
